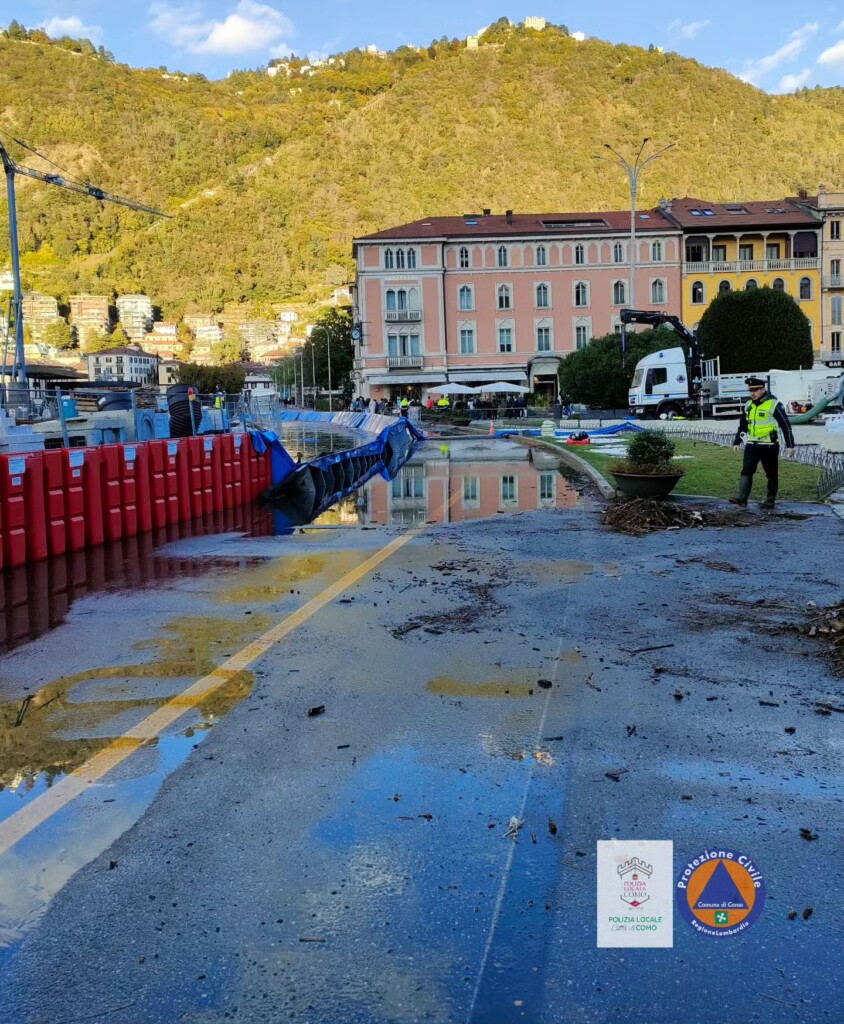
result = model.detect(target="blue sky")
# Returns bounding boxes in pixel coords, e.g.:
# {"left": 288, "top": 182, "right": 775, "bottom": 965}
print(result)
{"left": 5, "top": 0, "right": 844, "bottom": 92}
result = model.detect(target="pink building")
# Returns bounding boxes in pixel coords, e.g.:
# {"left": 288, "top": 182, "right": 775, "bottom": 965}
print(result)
{"left": 353, "top": 209, "right": 683, "bottom": 402}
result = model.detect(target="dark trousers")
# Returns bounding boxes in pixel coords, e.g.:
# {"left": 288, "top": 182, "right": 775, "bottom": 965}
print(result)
{"left": 742, "top": 443, "right": 779, "bottom": 498}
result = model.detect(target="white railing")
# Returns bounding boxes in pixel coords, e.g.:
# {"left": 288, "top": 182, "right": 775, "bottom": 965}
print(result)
{"left": 385, "top": 310, "right": 422, "bottom": 322}
{"left": 819, "top": 349, "right": 843, "bottom": 364}
{"left": 686, "top": 258, "right": 820, "bottom": 274}
{"left": 823, "top": 276, "right": 843, "bottom": 288}
{"left": 387, "top": 355, "right": 424, "bottom": 368}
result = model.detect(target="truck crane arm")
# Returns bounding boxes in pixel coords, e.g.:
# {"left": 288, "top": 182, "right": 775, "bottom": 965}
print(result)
{"left": 619, "top": 308, "right": 697, "bottom": 347}
{"left": 10, "top": 160, "right": 171, "bottom": 219}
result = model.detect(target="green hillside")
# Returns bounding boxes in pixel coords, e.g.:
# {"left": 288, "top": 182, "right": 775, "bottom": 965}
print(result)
{"left": 2, "top": 19, "right": 844, "bottom": 320}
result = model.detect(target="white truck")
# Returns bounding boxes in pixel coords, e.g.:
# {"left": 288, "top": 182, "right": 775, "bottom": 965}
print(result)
{"left": 621, "top": 309, "right": 844, "bottom": 420}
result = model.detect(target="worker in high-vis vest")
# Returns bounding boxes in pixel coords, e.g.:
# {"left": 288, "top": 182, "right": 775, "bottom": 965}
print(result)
{"left": 730, "top": 376, "right": 795, "bottom": 510}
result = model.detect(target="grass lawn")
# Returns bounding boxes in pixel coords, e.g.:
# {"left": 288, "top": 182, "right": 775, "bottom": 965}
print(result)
{"left": 552, "top": 437, "right": 823, "bottom": 502}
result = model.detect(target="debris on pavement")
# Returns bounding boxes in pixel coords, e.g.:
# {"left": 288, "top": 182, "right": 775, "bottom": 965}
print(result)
{"left": 504, "top": 816, "right": 524, "bottom": 839}
{"left": 800, "top": 828, "right": 819, "bottom": 841}
{"left": 307, "top": 705, "right": 326, "bottom": 718}
{"left": 602, "top": 499, "right": 753, "bottom": 536}
{"left": 605, "top": 768, "right": 628, "bottom": 782}
{"left": 795, "top": 601, "right": 844, "bottom": 676}
{"left": 548, "top": 819, "right": 558, "bottom": 835}
{"left": 537, "top": 679, "right": 553, "bottom": 689}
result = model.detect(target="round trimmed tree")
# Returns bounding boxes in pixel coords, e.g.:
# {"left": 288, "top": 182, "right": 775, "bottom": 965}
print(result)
{"left": 696, "top": 287, "right": 813, "bottom": 372}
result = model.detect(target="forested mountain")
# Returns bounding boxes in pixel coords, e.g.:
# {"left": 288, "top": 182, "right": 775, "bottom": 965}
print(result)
{"left": 2, "top": 18, "right": 844, "bottom": 319}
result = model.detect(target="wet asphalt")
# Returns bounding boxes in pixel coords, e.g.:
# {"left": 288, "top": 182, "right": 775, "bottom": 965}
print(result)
{"left": 0, "top": 453, "right": 842, "bottom": 1024}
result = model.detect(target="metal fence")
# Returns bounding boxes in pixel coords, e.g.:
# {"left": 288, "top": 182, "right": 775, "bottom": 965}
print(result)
{"left": 668, "top": 428, "right": 844, "bottom": 499}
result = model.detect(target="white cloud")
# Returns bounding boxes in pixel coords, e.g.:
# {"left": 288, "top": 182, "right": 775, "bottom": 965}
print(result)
{"left": 817, "top": 38, "right": 844, "bottom": 68}
{"left": 738, "top": 22, "right": 819, "bottom": 85}
{"left": 43, "top": 15, "right": 103, "bottom": 44}
{"left": 149, "top": 1, "right": 294, "bottom": 56}
{"left": 668, "top": 19, "right": 710, "bottom": 40}
{"left": 571, "top": 30, "right": 586, "bottom": 42}
{"left": 778, "top": 67, "right": 813, "bottom": 91}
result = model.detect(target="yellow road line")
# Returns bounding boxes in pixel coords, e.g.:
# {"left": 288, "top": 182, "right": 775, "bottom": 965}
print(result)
{"left": 0, "top": 527, "right": 421, "bottom": 857}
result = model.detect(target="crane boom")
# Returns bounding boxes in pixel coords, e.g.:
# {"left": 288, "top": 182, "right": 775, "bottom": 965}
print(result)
{"left": 0, "top": 138, "right": 170, "bottom": 386}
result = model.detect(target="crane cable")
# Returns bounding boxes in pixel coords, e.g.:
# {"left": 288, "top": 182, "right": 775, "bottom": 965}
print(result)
{"left": 0, "top": 123, "right": 96, "bottom": 189}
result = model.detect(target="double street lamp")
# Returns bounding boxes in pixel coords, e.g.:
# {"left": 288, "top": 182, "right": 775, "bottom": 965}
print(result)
{"left": 600, "top": 138, "right": 675, "bottom": 310}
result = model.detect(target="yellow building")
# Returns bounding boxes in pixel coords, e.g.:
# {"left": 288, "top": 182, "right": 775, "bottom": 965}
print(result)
{"left": 663, "top": 197, "right": 822, "bottom": 354}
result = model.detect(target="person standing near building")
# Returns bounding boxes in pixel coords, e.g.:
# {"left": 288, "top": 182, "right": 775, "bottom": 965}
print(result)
{"left": 730, "top": 376, "right": 795, "bottom": 509}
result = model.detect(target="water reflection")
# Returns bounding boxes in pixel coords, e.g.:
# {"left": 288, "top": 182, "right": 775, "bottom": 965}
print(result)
{"left": 0, "top": 506, "right": 272, "bottom": 656}
{"left": 310, "top": 440, "right": 577, "bottom": 529}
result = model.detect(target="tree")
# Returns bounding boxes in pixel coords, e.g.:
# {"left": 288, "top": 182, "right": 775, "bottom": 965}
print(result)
{"left": 696, "top": 287, "right": 814, "bottom": 372}
{"left": 212, "top": 331, "right": 246, "bottom": 365}
{"left": 86, "top": 325, "right": 129, "bottom": 352}
{"left": 42, "top": 319, "right": 75, "bottom": 350}
{"left": 558, "top": 327, "right": 679, "bottom": 408}
{"left": 304, "top": 306, "right": 353, "bottom": 392}
{"left": 172, "top": 362, "right": 246, "bottom": 393}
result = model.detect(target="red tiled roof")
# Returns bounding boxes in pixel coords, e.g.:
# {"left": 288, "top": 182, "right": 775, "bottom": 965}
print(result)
{"left": 356, "top": 208, "right": 677, "bottom": 241}
{"left": 664, "top": 197, "right": 819, "bottom": 230}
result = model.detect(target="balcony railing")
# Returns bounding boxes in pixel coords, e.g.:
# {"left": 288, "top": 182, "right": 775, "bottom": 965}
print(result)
{"left": 686, "top": 257, "right": 820, "bottom": 274}
{"left": 823, "top": 275, "right": 844, "bottom": 288}
{"left": 387, "top": 355, "right": 424, "bottom": 369}
{"left": 385, "top": 309, "right": 422, "bottom": 322}
{"left": 819, "top": 349, "right": 843, "bottom": 364}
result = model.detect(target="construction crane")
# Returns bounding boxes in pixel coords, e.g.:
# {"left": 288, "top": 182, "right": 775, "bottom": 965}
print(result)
{"left": 0, "top": 134, "right": 170, "bottom": 385}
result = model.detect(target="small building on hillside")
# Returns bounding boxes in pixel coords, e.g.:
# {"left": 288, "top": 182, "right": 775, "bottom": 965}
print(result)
{"left": 116, "top": 295, "right": 154, "bottom": 341}
{"left": 69, "top": 294, "right": 111, "bottom": 349}
{"left": 85, "top": 345, "right": 157, "bottom": 384}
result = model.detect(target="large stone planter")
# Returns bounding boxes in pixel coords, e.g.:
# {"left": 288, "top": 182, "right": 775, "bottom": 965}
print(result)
{"left": 610, "top": 471, "right": 683, "bottom": 500}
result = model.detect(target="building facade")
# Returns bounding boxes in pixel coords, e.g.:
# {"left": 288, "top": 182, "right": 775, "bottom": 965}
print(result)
{"left": 85, "top": 345, "right": 157, "bottom": 384}
{"left": 352, "top": 210, "right": 683, "bottom": 402}
{"left": 69, "top": 294, "right": 111, "bottom": 349}
{"left": 116, "top": 294, "right": 154, "bottom": 341}
{"left": 798, "top": 189, "right": 844, "bottom": 367}
{"left": 663, "top": 197, "right": 822, "bottom": 349}
{"left": 21, "top": 293, "right": 61, "bottom": 343}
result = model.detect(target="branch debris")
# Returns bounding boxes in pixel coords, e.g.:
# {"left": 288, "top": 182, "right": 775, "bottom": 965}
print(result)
{"left": 602, "top": 499, "right": 754, "bottom": 536}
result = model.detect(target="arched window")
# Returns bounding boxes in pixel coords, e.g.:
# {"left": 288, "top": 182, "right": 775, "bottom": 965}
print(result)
{"left": 459, "top": 247, "right": 469, "bottom": 269}
{"left": 613, "top": 281, "right": 626, "bottom": 305}
{"left": 395, "top": 248, "right": 405, "bottom": 269}
{"left": 498, "top": 245, "right": 508, "bottom": 268}
{"left": 536, "top": 245, "right": 547, "bottom": 267}
{"left": 746, "top": 279, "right": 758, "bottom": 291}
{"left": 613, "top": 242, "right": 624, "bottom": 264}
{"left": 407, "top": 287, "right": 419, "bottom": 309}
{"left": 799, "top": 277, "right": 812, "bottom": 300}
{"left": 575, "top": 243, "right": 585, "bottom": 266}
{"left": 718, "top": 280, "right": 731, "bottom": 293}
{"left": 691, "top": 281, "right": 704, "bottom": 304}
{"left": 385, "top": 289, "right": 396, "bottom": 311}
{"left": 536, "top": 283, "right": 549, "bottom": 308}
{"left": 384, "top": 249, "right": 394, "bottom": 269}
{"left": 396, "top": 288, "right": 407, "bottom": 310}
{"left": 458, "top": 285, "right": 473, "bottom": 311}
{"left": 652, "top": 240, "right": 663, "bottom": 262}
{"left": 574, "top": 282, "right": 588, "bottom": 307}
{"left": 406, "top": 248, "right": 416, "bottom": 269}
{"left": 497, "top": 285, "right": 511, "bottom": 310}
{"left": 651, "top": 280, "right": 665, "bottom": 304}
{"left": 772, "top": 278, "right": 785, "bottom": 291}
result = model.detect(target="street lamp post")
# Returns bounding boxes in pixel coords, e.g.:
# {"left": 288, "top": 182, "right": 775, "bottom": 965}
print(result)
{"left": 600, "top": 138, "right": 675, "bottom": 310}
{"left": 309, "top": 325, "right": 333, "bottom": 411}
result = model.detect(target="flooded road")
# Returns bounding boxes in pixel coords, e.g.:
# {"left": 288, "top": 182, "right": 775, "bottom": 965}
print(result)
{"left": 0, "top": 428, "right": 842, "bottom": 1024}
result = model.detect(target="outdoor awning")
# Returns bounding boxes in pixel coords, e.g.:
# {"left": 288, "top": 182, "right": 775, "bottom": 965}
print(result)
{"left": 529, "top": 356, "right": 562, "bottom": 376}
{"left": 449, "top": 369, "right": 528, "bottom": 383}
{"left": 367, "top": 373, "right": 447, "bottom": 385}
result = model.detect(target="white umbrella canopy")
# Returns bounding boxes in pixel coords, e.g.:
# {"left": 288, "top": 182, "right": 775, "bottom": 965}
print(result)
{"left": 430, "top": 382, "right": 477, "bottom": 395}
{"left": 474, "top": 382, "right": 530, "bottom": 394}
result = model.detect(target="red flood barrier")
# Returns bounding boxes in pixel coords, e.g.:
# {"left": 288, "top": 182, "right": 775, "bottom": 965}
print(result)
{"left": 186, "top": 438, "right": 205, "bottom": 519}
{"left": 100, "top": 445, "right": 123, "bottom": 542}
{"left": 147, "top": 441, "right": 168, "bottom": 530}
{"left": 210, "top": 435, "right": 225, "bottom": 513}
{"left": 63, "top": 449, "right": 86, "bottom": 552}
{"left": 81, "top": 447, "right": 105, "bottom": 547}
{"left": 201, "top": 437, "right": 215, "bottom": 515}
{"left": 162, "top": 440, "right": 181, "bottom": 525}
{"left": 169, "top": 439, "right": 191, "bottom": 523}
{"left": 120, "top": 445, "right": 139, "bottom": 538}
{"left": 134, "top": 442, "right": 153, "bottom": 534}
{"left": 42, "top": 450, "right": 68, "bottom": 558}
{"left": 23, "top": 453, "right": 48, "bottom": 562}
{"left": 231, "top": 434, "right": 244, "bottom": 507}
{"left": 1, "top": 454, "right": 29, "bottom": 568}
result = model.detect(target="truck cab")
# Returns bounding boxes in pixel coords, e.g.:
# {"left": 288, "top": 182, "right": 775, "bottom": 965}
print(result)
{"left": 629, "top": 347, "right": 690, "bottom": 418}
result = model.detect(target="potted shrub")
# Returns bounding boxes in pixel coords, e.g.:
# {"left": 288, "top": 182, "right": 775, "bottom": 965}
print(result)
{"left": 609, "top": 430, "right": 684, "bottom": 500}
